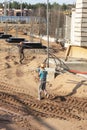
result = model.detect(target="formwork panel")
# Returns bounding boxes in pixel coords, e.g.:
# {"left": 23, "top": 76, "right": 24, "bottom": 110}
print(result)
{"left": 66, "top": 46, "right": 87, "bottom": 59}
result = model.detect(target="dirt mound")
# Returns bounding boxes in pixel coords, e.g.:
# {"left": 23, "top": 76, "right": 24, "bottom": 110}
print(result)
{"left": 50, "top": 72, "right": 87, "bottom": 97}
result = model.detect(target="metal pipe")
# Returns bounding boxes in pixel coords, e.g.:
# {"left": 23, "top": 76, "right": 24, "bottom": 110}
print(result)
{"left": 47, "top": 0, "right": 49, "bottom": 67}
{"left": 4, "top": 0, "right": 7, "bottom": 16}
{"left": 20, "top": 0, "right": 22, "bottom": 18}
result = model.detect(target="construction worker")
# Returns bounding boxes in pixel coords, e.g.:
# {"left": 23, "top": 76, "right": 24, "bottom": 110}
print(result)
{"left": 19, "top": 41, "right": 24, "bottom": 64}
{"left": 37, "top": 63, "right": 49, "bottom": 100}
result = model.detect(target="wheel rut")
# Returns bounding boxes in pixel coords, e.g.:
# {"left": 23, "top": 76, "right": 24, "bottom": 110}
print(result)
{"left": 0, "top": 81, "right": 87, "bottom": 129}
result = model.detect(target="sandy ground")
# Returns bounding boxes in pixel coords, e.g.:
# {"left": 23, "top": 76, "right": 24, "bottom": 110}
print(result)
{"left": 0, "top": 26, "right": 87, "bottom": 130}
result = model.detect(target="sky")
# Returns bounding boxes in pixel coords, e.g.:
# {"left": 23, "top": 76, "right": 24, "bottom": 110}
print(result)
{"left": 1, "top": 0, "right": 76, "bottom": 5}
{"left": 20, "top": 0, "right": 76, "bottom": 5}
{"left": 23, "top": 0, "right": 76, "bottom": 5}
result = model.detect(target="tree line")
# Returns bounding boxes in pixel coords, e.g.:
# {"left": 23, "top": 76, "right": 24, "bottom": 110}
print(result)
{"left": 0, "top": 1, "right": 75, "bottom": 39}
{"left": 0, "top": 1, "right": 75, "bottom": 11}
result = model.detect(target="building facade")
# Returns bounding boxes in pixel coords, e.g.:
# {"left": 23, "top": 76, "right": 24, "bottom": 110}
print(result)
{"left": 0, "top": 8, "right": 33, "bottom": 16}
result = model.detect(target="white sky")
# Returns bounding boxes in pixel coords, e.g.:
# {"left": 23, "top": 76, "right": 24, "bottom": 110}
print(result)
{"left": 21, "top": 0, "right": 76, "bottom": 4}
{"left": 1, "top": 0, "right": 76, "bottom": 5}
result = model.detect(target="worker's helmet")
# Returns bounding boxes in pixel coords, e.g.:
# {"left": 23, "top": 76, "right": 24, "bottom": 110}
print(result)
{"left": 40, "top": 63, "right": 45, "bottom": 68}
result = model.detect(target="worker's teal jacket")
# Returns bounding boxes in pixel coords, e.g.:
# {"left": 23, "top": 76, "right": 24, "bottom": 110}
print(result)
{"left": 37, "top": 68, "right": 48, "bottom": 81}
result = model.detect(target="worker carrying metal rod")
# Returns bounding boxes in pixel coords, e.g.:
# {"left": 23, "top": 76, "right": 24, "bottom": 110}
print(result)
{"left": 37, "top": 63, "right": 49, "bottom": 100}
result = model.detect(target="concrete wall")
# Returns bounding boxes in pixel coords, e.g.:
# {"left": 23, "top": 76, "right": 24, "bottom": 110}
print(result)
{"left": 74, "top": 0, "right": 87, "bottom": 46}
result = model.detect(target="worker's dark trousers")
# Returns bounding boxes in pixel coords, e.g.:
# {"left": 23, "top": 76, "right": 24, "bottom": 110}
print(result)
{"left": 19, "top": 46, "right": 24, "bottom": 64}
{"left": 38, "top": 80, "right": 47, "bottom": 100}
{"left": 20, "top": 52, "right": 24, "bottom": 64}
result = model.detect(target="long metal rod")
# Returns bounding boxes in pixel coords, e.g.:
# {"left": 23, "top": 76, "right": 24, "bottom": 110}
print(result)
{"left": 20, "top": 0, "right": 22, "bottom": 18}
{"left": 4, "top": 0, "right": 7, "bottom": 16}
{"left": 47, "top": 0, "right": 49, "bottom": 67}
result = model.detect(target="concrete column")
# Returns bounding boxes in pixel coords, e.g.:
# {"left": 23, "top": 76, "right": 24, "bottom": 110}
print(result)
{"left": 71, "top": 8, "right": 75, "bottom": 45}
{"left": 65, "top": 15, "right": 71, "bottom": 41}
{"left": 74, "top": 0, "right": 87, "bottom": 46}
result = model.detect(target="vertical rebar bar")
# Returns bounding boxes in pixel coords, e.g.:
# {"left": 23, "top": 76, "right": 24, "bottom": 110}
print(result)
{"left": 47, "top": 0, "right": 49, "bottom": 67}
{"left": 20, "top": 0, "right": 22, "bottom": 20}
{"left": 4, "top": 0, "right": 7, "bottom": 16}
